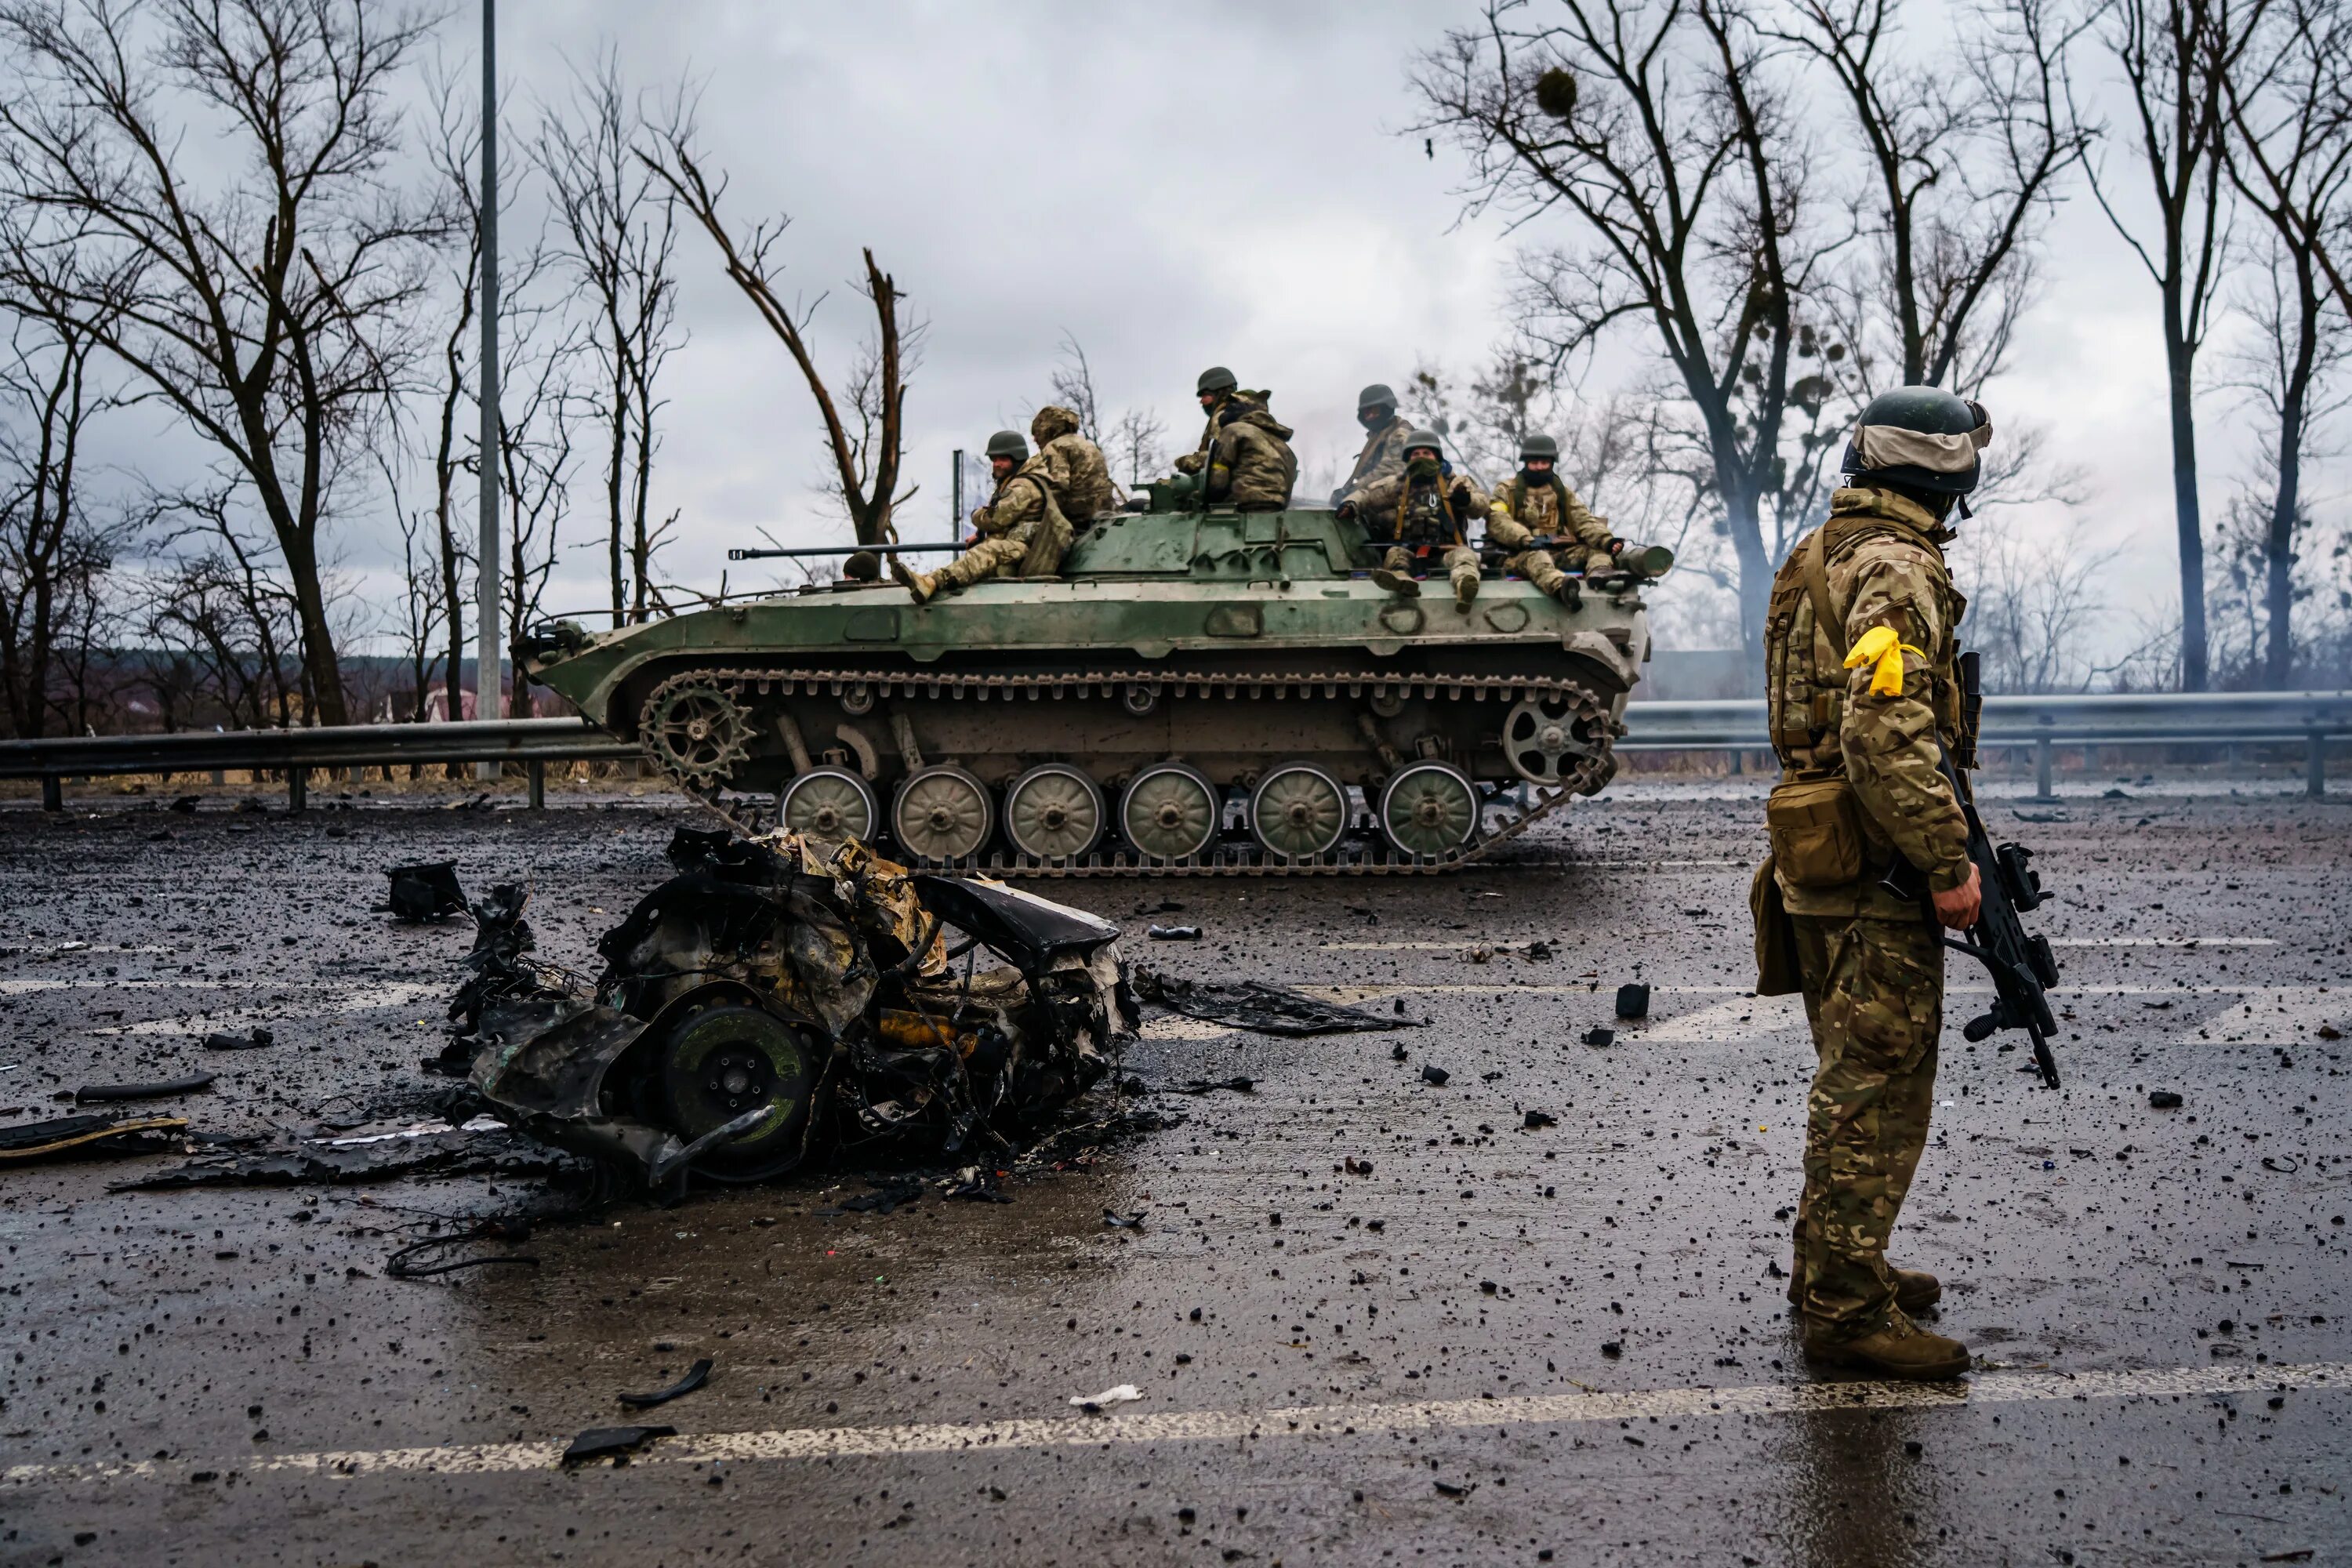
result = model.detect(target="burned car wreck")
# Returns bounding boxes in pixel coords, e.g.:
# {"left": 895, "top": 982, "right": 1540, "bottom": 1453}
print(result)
{"left": 448, "top": 827, "right": 1135, "bottom": 1186}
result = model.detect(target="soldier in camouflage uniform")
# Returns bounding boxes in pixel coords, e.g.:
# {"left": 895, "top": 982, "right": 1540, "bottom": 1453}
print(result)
{"left": 1339, "top": 429, "right": 1486, "bottom": 610}
{"left": 1330, "top": 383, "right": 1414, "bottom": 505}
{"left": 1762, "top": 385, "right": 1992, "bottom": 1381}
{"left": 1486, "top": 433, "right": 1623, "bottom": 606}
{"left": 891, "top": 430, "right": 1069, "bottom": 604}
{"left": 1172, "top": 366, "right": 1271, "bottom": 480}
{"left": 1031, "top": 405, "right": 1114, "bottom": 528}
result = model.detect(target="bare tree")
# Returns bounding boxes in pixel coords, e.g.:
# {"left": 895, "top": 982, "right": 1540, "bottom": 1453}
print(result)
{"left": 640, "top": 104, "right": 916, "bottom": 548}
{"left": 1773, "top": 0, "right": 2092, "bottom": 397}
{"left": 1048, "top": 331, "right": 1102, "bottom": 440}
{"left": 2086, "top": 0, "right": 2258, "bottom": 692}
{"left": 1414, "top": 0, "right": 1850, "bottom": 648}
{"left": 0, "top": 0, "right": 442, "bottom": 725}
{"left": 2216, "top": 0, "right": 2352, "bottom": 684}
{"left": 538, "top": 47, "right": 681, "bottom": 626}
{"left": 1957, "top": 510, "right": 2118, "bottom": 692}
{"left": 1105, "top": 405, "right": 1167, "bottom": 488}
{"left": 138, "top": 489, "right": 304, "bottom": 731}
{"left": 0, "top": 313, "right": 132, "bottom": 737}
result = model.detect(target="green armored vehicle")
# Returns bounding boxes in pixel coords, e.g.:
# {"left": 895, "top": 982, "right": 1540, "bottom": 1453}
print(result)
{"left": 518, "top": 490, "right": 1660, "bottom": 875}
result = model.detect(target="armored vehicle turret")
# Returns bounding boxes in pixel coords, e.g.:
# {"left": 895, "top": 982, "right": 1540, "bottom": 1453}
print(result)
{"left": 519, "top": 489, "right": 1659, "bottom": 875}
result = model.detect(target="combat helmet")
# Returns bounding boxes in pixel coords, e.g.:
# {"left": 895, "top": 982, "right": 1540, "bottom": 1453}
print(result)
{"left": 1402, "top": 428, "right": 1446, "bottom": 459}
{"left": 985, "top": 429, "right": 1029, "bottom": 463}
{"left": 1357, "top": 383, "right": 1397, "bottom": 412}
{"left": 1842, "top": 387, "right": 1991, "bottom": 495}
{"left": 1196, "top": 365, "right": 1238, "bottom": 397}
{"left": 1030, "top": 405, "right": 1080, "bottom": 444}
{"left": 1519, "top": 433, "right": 1559, "bottom": 463}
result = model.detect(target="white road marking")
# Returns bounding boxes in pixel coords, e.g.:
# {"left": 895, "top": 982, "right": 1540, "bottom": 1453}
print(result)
{"left": 1645, "top": 993, "right": 1808, "bottom": 1042}
{"left": 1320, "top": 940, "right": 1555, "bottom": 951}
{"left": 7, "top": 1361, "right": 2340, "bottom": 1487}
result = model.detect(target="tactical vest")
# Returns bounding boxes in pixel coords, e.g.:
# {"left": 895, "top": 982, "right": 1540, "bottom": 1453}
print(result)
{"left": 1762, "top": 514, "right": 1964, "bottom": 778}
{"left": 1497, "top": 474, "right": 1566, "bottom": 532}
{"left": 1395, "top": 476, "right": 1464, "bottom": 546}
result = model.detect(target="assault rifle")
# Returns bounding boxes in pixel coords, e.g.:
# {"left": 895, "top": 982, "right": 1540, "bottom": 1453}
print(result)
{"left": 1882, "top": 650, "right": 2064, "bottom": 1089}
{"left": 1476, "top": 538, "right": 1678, "bottom": 578}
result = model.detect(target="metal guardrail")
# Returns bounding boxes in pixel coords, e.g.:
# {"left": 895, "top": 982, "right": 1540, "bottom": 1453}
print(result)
{"left": 1, "top": 691, "right": 2345, "bottom": 810}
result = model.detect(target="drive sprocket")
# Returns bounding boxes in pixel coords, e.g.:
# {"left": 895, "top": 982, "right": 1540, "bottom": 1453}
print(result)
{"left": 641, "top": 674, "right": 754, "bottom": 790}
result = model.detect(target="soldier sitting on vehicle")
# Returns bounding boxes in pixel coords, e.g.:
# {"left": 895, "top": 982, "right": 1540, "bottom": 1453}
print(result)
{"left": 1485, "top": 433, "right": 1626, "bottom": 608}
{"left": 1330, "top": 382, "right": 1414, "bottom": 506}
{"left": 1173, "top": 366, "right": 1265, "bottom": 474}
{"left": 1031, "top": 404, "right": 1114, "bottom": 528}
{"left": 1338, "top": 428, "right": 1486, "bottom": 611}
{"left": 890, "top": 429, "right": 1073, "bottom": 604}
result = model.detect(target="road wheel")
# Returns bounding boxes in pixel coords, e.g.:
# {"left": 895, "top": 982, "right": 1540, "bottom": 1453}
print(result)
{"left": 1378, "top": 761, "right": 1480, "bottom": 858}
{"left": 1004, "top": 764, "right": 1105, "bottom": 860}
{"left": 777, "top": 767, "right": 877, "bottom": 846}
{"left": 1250, "top": 761, "right": 1348, "bottom": 861}
{"left": 892, "top": 764, "right": 994, "bottom": 863}
{"left": 1120, "top": 763, "right": 1221, "bottom": 862}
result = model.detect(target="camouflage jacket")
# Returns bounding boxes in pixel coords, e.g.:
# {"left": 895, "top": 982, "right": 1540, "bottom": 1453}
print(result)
{"left": 1487, "top": 473, "right": 1617, "bottom": 555}
{"left": 1352, "top": 465, "right": 1487, "bottom": 546}
{"left": 1174, "top": 390, "right": 1270, "bottom": 475}
{"left": 1202, "top": 408, "right": 1298, "bottom": 510}
{"left": 1030, "top": 407, "right": 1115, "bottom": 522}
{"left": 1335, "top": 413, "right": 1414, "bottom": 504}
{"left": 1766, "top": 485, "right": 1971, "bottom": 915}
{"left": 971, "top": 465, "right": 1050, "bottom": 536}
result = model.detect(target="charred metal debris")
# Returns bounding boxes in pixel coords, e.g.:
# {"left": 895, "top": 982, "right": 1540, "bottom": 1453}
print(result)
{"left": 449, "top": 826, "right": 1137, "bottom": 1188}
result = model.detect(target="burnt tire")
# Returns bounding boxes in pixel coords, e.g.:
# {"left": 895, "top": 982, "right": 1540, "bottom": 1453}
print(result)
{"left": 654, "top": 1000, "right": 820, "bottom": 1182}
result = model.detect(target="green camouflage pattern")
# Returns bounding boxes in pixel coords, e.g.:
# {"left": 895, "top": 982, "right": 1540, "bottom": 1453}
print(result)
{"left": 1768, "top": 485, "right": 1971, "bottom": 918}
{"left": 1336, "top": 412, "right": 1415, "bottom": 506}
{"left": 1029, "top": 407, "right": 1115, "bottom": 523}
{"left": 1174, "top": 390, "right": 1269, "bottom": 477}
{"left": 1791, "top": 912, "right": 1943, "bottom": 1333}
{"left": 1352, "top": 466, "right": 1487, "bottom": 548}
{"left": 1489, "top": 472, "right": 1618, "bottom": 570}
{"left": 1203, "top": 407, "right": 1298, "bottom": 510}
{"left": 1378, "top": 542, "right": 1480, "bottom": 601}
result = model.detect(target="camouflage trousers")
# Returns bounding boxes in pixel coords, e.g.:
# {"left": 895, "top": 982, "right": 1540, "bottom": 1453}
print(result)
{"left": 1381, "top": 543, "right": 1479, "bottom": 599}
{"left": 1791, "top": 913, "right": 1943, "bottom": 1333}
{"left": 1499, "top": 547, "right": 1606, "bottom": 599}
{"left": 935, "top": 523, "right": 1038, "bottom": 590}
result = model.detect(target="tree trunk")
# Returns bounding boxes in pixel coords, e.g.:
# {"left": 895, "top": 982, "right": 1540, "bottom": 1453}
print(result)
{"left": 2264, "top": 281, "right": 2319, "bottom": 689}
{"left": 2161, "top": 287, "right": 2207, "bottom": 692}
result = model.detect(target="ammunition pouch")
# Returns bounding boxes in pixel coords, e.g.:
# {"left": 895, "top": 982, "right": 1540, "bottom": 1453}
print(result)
{"left": 1750, "top": 856, "right": 1802, "bottom": 996}
{"left": 1765, "top": 772, "right": 1867, "bottom": 889}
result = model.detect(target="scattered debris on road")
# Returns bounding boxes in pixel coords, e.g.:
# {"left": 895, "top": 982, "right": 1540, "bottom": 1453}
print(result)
{"left": 201, "top": 1027, "right": 274, "bottom": 1051}
{"left": 1069, "top": 1384, "right": 1142, "bottom": 1413}
{"left": 561, "top": 1425, "right": 674, "bottom": 1466}
{"left": 1615, "top": 982, "right": 1651, "bottom": 1020}
{"left": 1146, "top": 924, "right": 1202, "bottom": 940}
{"left": 1134, "top": 970, "right": 1421, "bottom": 1036}
{"left": 74, "top": 1071, "right": 216, "bottom": 1104}
{"left": 619, "top": 1358, "right": 713, "bottom": 1410}
{"left": 2150, "top": 1090, "right": 2184, "bottom": 1109}
{"left": 0, "top": 1112, "right": 187, "bottom": 1166}
{"left": 386, "top": 862, "right": 468, "bottom": 920}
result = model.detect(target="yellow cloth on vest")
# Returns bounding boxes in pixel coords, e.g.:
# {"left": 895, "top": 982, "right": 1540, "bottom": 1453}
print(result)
{"left": 1843, "top": 625, "right": 1925, "bottom": 698}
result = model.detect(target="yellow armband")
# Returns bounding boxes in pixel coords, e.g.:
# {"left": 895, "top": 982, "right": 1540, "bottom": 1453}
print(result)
{"left": 1844, "top": 624, "right": 1926, "bottom": 698}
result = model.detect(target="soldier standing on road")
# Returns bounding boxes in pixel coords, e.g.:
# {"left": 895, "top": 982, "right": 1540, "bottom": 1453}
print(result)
{"left": 891, "top": 429, "right": 1072, "bottom": 604}
{"left": 1330, "top": 383, "right": 1414, "bottom": 505}
{"left": 1759, "top": 385, "right": 1991, "bottom": 1381}
{"left": 1031, "top": 405, "right": 1115, "bottom": 528}
{"left": 1486, "top": 433, "right": 1624, "bottom": 607}
{"left": 1339, "top": 429, "right": 1486, "bottom": 610}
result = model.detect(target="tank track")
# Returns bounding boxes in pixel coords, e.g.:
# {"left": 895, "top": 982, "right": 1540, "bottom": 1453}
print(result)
{"left": 641, "top": 665, "right": 1619, "bottom": 877}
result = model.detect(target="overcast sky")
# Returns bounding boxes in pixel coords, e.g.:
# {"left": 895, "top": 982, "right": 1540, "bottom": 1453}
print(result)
{"left": 103, "top": 0, "right": 2335, "bottom": 658}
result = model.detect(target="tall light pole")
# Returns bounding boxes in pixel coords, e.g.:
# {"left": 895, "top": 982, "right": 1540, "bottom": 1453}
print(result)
{"left": 475, "top": 0, "right": 503, "bottom": 764}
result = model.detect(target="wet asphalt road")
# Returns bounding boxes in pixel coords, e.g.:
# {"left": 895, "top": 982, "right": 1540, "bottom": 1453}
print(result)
{"left": 1, "top": 779, "right": 2347, "bottom": 1566}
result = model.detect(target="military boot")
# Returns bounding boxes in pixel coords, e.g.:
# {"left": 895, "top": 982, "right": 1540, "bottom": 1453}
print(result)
{"left": 1802, "top": 1308, "right": 1969, "bottom": 1381}
{"left": 888, "top": 556, "right": 937, "bottom": 605}
{"left": 1370, "top": 568, "right": 1421, "bottom": 597}
{"left": 1788, "top": 1264, "right": 1943, "bottom": 1312}
{"left": 1548, "top": 577, "right": 1583, "bottom": 611}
